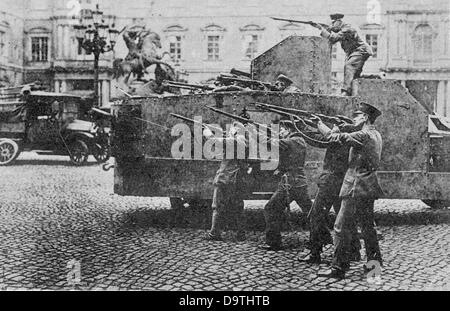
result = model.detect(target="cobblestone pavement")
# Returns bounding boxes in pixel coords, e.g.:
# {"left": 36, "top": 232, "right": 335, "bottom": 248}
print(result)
{"left": 0, "top": 153, "right": 449, "bottom": 291}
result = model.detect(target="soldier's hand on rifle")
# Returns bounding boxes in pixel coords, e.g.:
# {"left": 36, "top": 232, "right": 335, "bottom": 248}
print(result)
{"left": 203, "top": 127, "right": 214, "bottom": 138}
{"left": 309, "top": 22, "right": 322, "bottom": 29}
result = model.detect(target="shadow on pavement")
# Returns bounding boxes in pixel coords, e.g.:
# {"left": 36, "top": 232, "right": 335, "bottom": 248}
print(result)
{"left": 116, "top": 206, "right": 449, "bottom": 232}
{"left": 12, "top": 159, "right": 100, "bottom": 167}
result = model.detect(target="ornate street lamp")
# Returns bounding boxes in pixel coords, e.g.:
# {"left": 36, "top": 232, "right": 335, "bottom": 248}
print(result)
{"left": 73, "top": 4, "right": 119, "bottom": 107}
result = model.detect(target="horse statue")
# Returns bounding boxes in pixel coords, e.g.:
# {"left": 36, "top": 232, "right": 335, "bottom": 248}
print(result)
{"left": 112, "top": 29, "right": 176, "bottom": 86}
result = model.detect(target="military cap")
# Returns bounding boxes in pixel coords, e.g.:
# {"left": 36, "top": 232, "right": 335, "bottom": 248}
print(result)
{"left": 276, "top": 74, "right": 294, "bottom": 85}
{"left": 353, "top": 102, "right": 382, "bottom": 120}
{"left": 330, "top": 13, "right": 345, "bottom": 20}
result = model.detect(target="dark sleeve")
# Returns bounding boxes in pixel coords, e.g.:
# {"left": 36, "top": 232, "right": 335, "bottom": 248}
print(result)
{"left": 300, "top": 131, "right": 338, "bottom": 149}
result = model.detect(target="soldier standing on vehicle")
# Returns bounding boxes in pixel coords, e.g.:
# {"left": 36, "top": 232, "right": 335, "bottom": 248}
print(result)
{"left": 258, "top": 120, "right": 312, "bottom": 251}
{"left": 203, "top": 122, "right": 250, "bottom": 242}
{"left": 312, "top": 14, "right": 373, "bottom": 96}
{"left": 296, "top": 123, "right": 362, "bottom": 264}
{"left": 310, "top": 102, "right": 383, "bottom": 279}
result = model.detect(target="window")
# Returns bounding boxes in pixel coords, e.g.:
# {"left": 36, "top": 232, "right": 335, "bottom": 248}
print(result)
{"left": 207, "top": 35, "right": 220, "bottom": 61}
{"left": 413, "top": 24, "right": 433, "bottom": 64}
{"left": 70, "top": 80, "right": 94, "bottom": 91}
{"left": 31, "top": 37, "right": 48, "bottom": 62}
{"left": 365, "top": 34, "right": 378, "bottom": 58}
{"left": 169, "top": 35, "right": 182, "bottom": 62}
{"left": 244, "top": 34, "right": 258, "bottom": 60}
{"left": 77, "top": 38, "right": 91, "bottom": 56}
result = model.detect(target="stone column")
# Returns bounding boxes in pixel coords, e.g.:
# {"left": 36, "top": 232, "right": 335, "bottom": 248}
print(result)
{"left": 101, "top": 80, "right": 109, "bottom": 107}
{"left": 61, "top": 80, "right": 67, "bottom": 93}
{"left": 54, "top": 80, "right": 60, "bottom": 93}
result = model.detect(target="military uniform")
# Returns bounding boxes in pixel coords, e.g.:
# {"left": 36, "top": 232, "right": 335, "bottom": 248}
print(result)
{"left": 208, "top": 134, "right": 248, "bottom": 240}
{"left": 301, "top": 128, "right": 361, "bottom": 260}
{"left": 263, "top": 133, "right": 312, "bottom": 249}
{"left": 320, "top": 17, "right": 373, "bottom": 95}
{"left": 317, "top": 104, "right": 384, "bottom": 275}
{"left": 283, "top": 85, "right": 301, "bottom": 94}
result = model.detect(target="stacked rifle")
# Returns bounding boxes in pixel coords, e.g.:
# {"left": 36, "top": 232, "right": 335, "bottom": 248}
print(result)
{"left": 162, "top": 68, "right": 277, "bottom": 94}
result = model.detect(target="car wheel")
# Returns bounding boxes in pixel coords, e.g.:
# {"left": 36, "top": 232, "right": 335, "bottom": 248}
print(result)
{"left": 422, "top": 200, "right": 450, "bottom": 210}
{"left": 68, "top": 139, "right": 89, "bottom": 166}
{"left": 92, "top": 143, "right": 111, "bottom": 163}
{"left": 0, "top": 139, "right": 20, "bottom": 166}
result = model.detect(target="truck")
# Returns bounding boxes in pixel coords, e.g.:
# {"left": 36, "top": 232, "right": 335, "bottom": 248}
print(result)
{"left": 0, "top": 85, "right": 111, "bottom": 166}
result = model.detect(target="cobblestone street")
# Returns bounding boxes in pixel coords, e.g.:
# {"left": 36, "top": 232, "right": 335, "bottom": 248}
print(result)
{"left": 0, "top": 153, "right": 449, "bottom": 291}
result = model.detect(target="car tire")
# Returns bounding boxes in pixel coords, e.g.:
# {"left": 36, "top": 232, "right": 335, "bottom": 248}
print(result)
{"left": 68, "top": 139, "right": 89, "bottom": 166}
{"left": 92, "top": 143, "right": 111, "bottom": 163}
{"left": 0, "top": 139, "right": 20, "bottom": 166}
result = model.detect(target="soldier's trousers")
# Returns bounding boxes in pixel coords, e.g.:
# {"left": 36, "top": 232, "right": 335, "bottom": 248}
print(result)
{"left": 264, "top": 185, "right": 312, "bottom": 247}
{"left": 309, "top": 186, "right": 361, "bottom": 256}
{"left": 209, "top": 185, "right": 245, "bottom": 237}
{"left": 343, "top": 51, "right": 370, "bottom": 94}
{"left": 332, "top": 197, "right": 382, "bottom": 271}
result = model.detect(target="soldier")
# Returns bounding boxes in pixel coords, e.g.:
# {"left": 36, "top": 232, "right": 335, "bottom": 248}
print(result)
{"left": 203, "top": 122, "right": 249, "bottom": 242}
{"left": 259, "top": 120, "right": 312, "bottom": 251}
{"left": 312, "top": 102, "right": 384, "bottom": 279}
{"left": 273, "top": 74, "right": 301, "bottom": 93}
{"left": 313, "top": 14, "right": 373, "bottom": 96}
{"left": 297, "top": 123, "right": 362, "bottom": 264}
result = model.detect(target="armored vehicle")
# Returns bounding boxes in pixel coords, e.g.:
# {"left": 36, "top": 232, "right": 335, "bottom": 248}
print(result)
{"left": 110, "top": 36, "right": 450, "bottom": 209}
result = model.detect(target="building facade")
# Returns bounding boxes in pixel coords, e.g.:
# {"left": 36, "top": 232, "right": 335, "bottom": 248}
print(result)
{"left": 0, "top": 0, "right": 449, "bottom": 113}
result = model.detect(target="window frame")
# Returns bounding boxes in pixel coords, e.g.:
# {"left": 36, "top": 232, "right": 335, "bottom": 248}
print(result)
{"left": 201, "top": 24, "right": 226, "bottom": 62}
{"left": 365, "top": 34, "right": 379, "bottom": 58}
{"left": 31, "top": 36, "right": 49, "bottom": 62}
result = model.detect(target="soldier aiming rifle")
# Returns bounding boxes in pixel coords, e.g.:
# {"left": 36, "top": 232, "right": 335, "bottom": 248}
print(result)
{"left": 272, "top": 14, "right": 373, "bottom": 96}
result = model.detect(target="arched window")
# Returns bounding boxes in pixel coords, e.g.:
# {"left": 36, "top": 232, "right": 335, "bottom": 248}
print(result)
{"left": 163, "top": 25, "right": 188, "bottom": 63}
{"left": 279, "top": 23, "right": 306, "bottom": 39}
{"left": 201, "top": 24, "right": 226, "bottom": 61}
{"left": 413, "top": 24, "right": 433, "bottom": 64}
{"left": 240, "top": 24, "right": 265, "bottom": 60}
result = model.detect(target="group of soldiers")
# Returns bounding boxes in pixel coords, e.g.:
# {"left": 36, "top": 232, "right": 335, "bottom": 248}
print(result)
{"left": 202, "top": 99, "right": 384, "bottom": 280}
{"left": 200, "top": 14, "right": 382, "bottom": 279}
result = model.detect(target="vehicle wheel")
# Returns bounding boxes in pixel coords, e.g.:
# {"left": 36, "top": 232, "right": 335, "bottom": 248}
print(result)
{"left": 68, "top": 139, "right": 89, "bottom": 166}
{"left": 0, "top": 139, "right": 20, "bottom": 166}
{"left": 92, "top": 143, "right": 111, "bottom": 163}
{"left": 422, "top": 200, "right": 450, "bottom": 210}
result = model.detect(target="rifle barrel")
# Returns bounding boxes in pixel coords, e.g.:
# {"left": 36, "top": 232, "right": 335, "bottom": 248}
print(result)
{"left": 170, "top": 113, "right": 222, "bottom": 132}
{"left": 253, "top": 102, "right": 351, "bottom": 126}
{"left": 207, "top": 106, "right": 272, "bottom": 132}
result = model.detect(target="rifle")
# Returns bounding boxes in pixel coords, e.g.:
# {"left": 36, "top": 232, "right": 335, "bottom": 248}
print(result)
{"left": 253, "top": 102, "right": 353, "bottom": 126}
{"left": 253, "top": 103, "right": 317, "bottom": 128}
{"left": 170, "top": 113, "right": 223, "bottom": 132}
{"left": 230, "top": 68, "right": 252, "bottom": 79}
{"left": 162, "top": 80, "right": 215, "bottom": 92}
{"left": 271, "top": 17, "right": 330, "bottom": 30}
{"left": 207, "top": 106, "right": 273, "bottom": 134}
{"left": 216, "top": 75, "right": 275, "bottom": 91}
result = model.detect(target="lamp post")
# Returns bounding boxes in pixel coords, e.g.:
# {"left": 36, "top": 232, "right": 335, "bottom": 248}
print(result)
{"left": 73, "top": 4, "right": 119, "bottom": 107}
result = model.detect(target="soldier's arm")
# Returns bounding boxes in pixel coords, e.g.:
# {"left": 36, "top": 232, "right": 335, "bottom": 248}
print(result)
{"left": 320, "top": 25, "right": 354, "bottom": 44}
{"left": 317, "top": 121, "right": 366, "bottom": 147}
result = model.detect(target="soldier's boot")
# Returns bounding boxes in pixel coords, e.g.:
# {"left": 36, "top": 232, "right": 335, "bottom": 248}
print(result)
{"left": 298, "top": 251, "right": 321, "bottom": 264}
{"left": 205, "top": 210, "right": 223, "bottom": 241}
{"left": 235, "top": 217, "right": 246, "bottom": 242}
